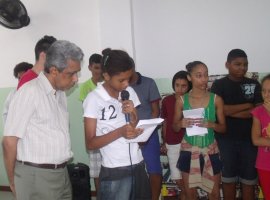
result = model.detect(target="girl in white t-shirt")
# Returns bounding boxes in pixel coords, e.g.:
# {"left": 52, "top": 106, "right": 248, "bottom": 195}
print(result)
{"left": 83, "top": 48, "right": 151, "bottom": 200}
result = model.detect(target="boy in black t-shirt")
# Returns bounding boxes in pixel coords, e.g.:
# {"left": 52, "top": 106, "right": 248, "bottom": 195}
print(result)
{"left": 211, "top": 49, "right": 262, "bottom": 200}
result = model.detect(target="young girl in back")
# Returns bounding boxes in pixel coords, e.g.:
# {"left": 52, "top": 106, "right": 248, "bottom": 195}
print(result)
{"left": 83, "top": 48, "right": 150, "bottom": 200}
{"left": 251, "top": 74, "right": 270, "bottom": 200}
{"left": 160, "top": 70, "right": 191, "bottom": 199}
{"left": 173, "top": 61, "right": 226, "bottom": 200}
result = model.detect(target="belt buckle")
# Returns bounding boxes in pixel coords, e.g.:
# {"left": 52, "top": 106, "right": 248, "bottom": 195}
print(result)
{"left": 54, "top": 164, "right": 57, "bottom": 169}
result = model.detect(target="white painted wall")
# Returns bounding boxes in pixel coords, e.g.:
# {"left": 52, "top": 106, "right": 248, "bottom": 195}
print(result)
{"left": 99, "top": 0, "right": 134, "bottom": 56}
{"left": 132, "top": 0, "right": 270, "bottom": 78}
{"left": 1, "top": 0, "right": 270, "bottom": 87}
{"left": 0, "top": 0, "right": 101, "bottom": 87}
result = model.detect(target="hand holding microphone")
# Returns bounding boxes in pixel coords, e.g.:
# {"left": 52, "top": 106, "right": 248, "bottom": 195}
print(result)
{"left": 121, "top": 90, "right": 132, "bottom": 124}
{"left": 120, "top": 90, "right": 143, "bottom": 139}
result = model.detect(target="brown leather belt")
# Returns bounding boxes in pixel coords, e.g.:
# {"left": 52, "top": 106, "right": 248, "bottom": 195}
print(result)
{"left": 17, "top": 160, "right": 67, "bottom": 169}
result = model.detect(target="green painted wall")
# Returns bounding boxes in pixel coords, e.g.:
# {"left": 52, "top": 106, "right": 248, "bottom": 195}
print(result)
{"left": 0, "top": 88, "right": 14, "bottom": 185}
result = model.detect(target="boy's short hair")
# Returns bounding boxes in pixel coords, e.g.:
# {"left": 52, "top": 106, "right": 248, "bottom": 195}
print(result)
{"left": 13, "top": 62, "right": 33, "bottom": 78}
{"left": 89, "top": 53, "right": 102, "bottom": 65}
{"left": 35, "top": 35, "right": 57, "bottom": 61}
{"left": 227, "top": 49, "right": 247, "bottom": 62}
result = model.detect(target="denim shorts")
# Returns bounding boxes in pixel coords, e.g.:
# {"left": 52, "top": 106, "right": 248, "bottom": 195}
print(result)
{"left": 141, "top": 130, "right": 162, "bottom": 174}
{"left": 177, "top": 151, "right": 222, "bottom": 175}
{"left": 216, "top": 138, "right": 258, "bottom": 185}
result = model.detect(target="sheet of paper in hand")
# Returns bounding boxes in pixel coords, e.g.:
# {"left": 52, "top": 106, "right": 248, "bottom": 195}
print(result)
{"left": 126, "top": 118, "right": 164, "bottom": 143}
{"left": 183, "top": 108, "right": 208, "bottom": 136}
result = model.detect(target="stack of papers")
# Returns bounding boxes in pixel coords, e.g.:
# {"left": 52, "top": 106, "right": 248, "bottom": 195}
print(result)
{"left": 126, "top": 118, "right": 164, "bottom": 143}
{"left": 183, "top": 108, "right": 208, "bottom": 136}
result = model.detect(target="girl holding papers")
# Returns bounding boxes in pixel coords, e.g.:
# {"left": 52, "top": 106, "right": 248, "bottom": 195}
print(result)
{"left": 83, "top": 48, "right": 151, "bottom": 200}
{"left": 173, "top": 61, "right": 226, "bottom": 200}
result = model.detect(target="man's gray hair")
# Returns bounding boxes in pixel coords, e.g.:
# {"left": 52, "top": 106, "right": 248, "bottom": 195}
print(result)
{"left": 44, "top": 40, "right": 84, "bottom": 73}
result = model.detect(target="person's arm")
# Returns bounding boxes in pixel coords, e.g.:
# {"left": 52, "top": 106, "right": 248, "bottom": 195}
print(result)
{"left": 85, "top": 117, "right": 123, "bottom": 149}
{"left": 236, "top": 81, "right": 262, "bottom": 119}
{"left": 211, "top": 79, "right": 253, "bottom": 118}
{"left": 198, "top": 95, "right": 226, "bottom": 133}
{"left": 252, "top": 117, "right": 270, "bottom": 147}
{"left": 264, "top": 98, "right": 270, "bottom": 113}
{"left": 2, "top": 85, "right": 35, "bottom": 198}
{"left": 173, "top": 96, "right": 183, "bottom": 132}
{"left": 84, "top": 100, "right": 141, "bottom": 150}
{"left": 122, "top": 99, "right": 139, "bottom": 127}
{"left": 149, "top": 79, "right": 161, "bottom": 119}
{"left": 254, "top": 80, "right": 263, "bottom": 106}
{"left": 2, "top": 136, "right": 19, "bottom": 196}
{"left": 151, "top": 100, "right": 160, "bottom": 118}
{"left": 173, "top": 96, "right": 191, "bottom": 132}
{"left": 160, "top": 120, "right": 168, "bottom": 154}
{"left": 211, "top": 95, "right": 226, "bottom": 133}
{"left": 160, "top": 98, "right": 167, "bottom": 153}
{"left": 84, "top": 118, "right": 142, "bottom": 150}
{"left": 223, "top": 103, "right": 254, "bottom": 117}
{"left": 229, "top": 108, "right": 253, "bottom": 118}
{"left": 161, "top": 120, "right": 167, "bottom": 143}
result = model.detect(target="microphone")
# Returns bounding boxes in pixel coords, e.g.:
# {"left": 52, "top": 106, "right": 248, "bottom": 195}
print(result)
{"left": 121, "top": 90, "right": 130, "bottom": 124}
